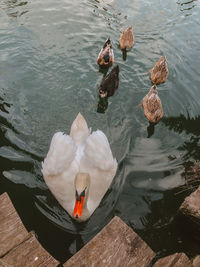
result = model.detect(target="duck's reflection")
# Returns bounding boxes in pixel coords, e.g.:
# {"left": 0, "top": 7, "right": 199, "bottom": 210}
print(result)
{"left": 147, "top": 122, "right": 155, "bottom": 138}
{"left": 98, "top": 66, "right": 109, "bottom": 77}
{"left": 122, "top": 49, "right": 127, "bottom": 61}
{"left": 97, "top": 96, "right": 108, "bottom": 114}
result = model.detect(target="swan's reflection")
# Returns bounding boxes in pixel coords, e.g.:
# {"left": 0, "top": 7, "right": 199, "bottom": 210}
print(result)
{"left": 68, "top": 234, "right": 84, "bottom": 255}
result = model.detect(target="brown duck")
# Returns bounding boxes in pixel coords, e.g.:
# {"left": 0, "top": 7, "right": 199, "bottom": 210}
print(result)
{"left": 119, "top": 26, "right": 134, "bottom": 50}
{"left": 150, "top": 55, "right": 168, "bottom": 85}
{"left": 97, "top": 38, "right": 114, "bottom": 68}
{"left": 99, "top": 65, "right": 119, "bottom": 98}
{"left": 141, "top": 85, "right": 163, "bottom": 123}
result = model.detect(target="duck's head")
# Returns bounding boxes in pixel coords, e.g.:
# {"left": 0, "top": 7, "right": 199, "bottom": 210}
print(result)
{"left": 150, "top": 84, "right": 157, "bottom": 94}
{"left": 73, "top": 173, "right": 90, "bottom": 220}
{"left": 99, "top": 54, "right": 110, "bottom": 66}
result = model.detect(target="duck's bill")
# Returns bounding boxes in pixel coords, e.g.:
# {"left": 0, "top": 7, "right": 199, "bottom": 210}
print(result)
{"left": 73, "top": 196, "right": 84, "bottom": 219}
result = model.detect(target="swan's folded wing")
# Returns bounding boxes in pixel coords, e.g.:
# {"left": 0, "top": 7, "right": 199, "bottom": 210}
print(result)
{"left": 41, "top": 132, "right": 77, "bottom": 177}
{"left": 83, "top": 130, "right": 117, "bottom": 171}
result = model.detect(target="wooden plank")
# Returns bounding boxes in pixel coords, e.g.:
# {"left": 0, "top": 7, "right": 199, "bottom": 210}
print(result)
{"left": 2, "top": 232, "right": 59, "bottom": 267}
{"left": 179, "top": 186, "right": 200, "bottom": 233}
{"left": 63, "top": 216, "right": 155, "bottom": 267}
{"left": 0, "top": 259, "right": 12, "bottom": 267}
{"left": 0, "top": 192, "right": 29, "bottom": 257}
{"left": 192, "top": 255, "right": 200, "bottom": 267}
{"left": 153, "top": 253, "right": 193, "bottom": 267}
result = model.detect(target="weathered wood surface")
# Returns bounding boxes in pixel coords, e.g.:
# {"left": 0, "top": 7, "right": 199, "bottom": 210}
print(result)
{"left": 0, "top": 192, "right": 29, "bottom": 257}
{"left": 1, "top": 232, "right": 59, "bottom": 267}
{"left": 0, "top": 259, "right": 12, "bottom": 267}
{"left": 179, "top": 186, "right": 200, "bottom": 232}
{"left": 192, "top": 255, "right": 200, "bottom": 267}
{"left": 153, "top": 253, "right": 193, "bottom": 267}
{"left": 63, "top": 216, "right": 155, "bottom": 267}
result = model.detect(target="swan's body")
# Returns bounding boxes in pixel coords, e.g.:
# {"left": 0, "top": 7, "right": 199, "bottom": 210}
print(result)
{"left": 141, "top": 85, "right": 163, "bottom": 123}
{"left": 42, "top": 113, "right": 117, "bottom": 221}
{"left": 119, "top": 26, "right": 134, "bottom": 50}
{"left": 97, "top": 38, "right": 114, "bottom": 68}
{"left": 150, "top": 55, "right": 168, "bottom": 85}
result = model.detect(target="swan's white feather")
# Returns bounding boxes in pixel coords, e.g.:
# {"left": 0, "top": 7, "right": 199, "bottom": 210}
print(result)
{"left": 42, "top": 132, "right": 76, "bottom": 177}
{"left": 79, "top": 130, "right": 117, "bottom": 214}
{"left": 84, "top": 130, "right": 116, "bottom": 171}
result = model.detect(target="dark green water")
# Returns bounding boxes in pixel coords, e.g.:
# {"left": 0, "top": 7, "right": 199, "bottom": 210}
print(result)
{"left": 0, "top": 0, "right": 200, "bottom": 263}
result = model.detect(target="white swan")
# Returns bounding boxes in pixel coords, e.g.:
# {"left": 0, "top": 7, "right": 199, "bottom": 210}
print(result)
{"left": 41, "top": 113, "right": 117, "bottom": 222}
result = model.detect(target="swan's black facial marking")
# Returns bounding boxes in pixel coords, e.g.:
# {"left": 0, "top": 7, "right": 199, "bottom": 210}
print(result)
{"left": 75, "top": 187, "right": 87, "bottom": 202}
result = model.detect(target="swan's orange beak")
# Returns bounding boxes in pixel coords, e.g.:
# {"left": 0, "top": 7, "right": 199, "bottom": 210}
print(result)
{"left": 73, "top": 196, "right": 84, "bottom": 219}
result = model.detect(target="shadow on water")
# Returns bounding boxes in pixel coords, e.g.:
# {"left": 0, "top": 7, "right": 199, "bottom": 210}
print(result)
{"left": 0, "top": 95, "right": 11, "bottom": 114}
{"left": 162, "top": 114, "right": 200, "bottom": 136}
{"left": 136, "top": 187, "right": 200, "bottom": 259}
{"left": 162, "top": 114, "right": 200, "bottom": 159}
{"left": 1, "top": 0, "right": 28, "bottom": 18}
{"left": 177, "top": 0, "right": 198, "bottom": 12}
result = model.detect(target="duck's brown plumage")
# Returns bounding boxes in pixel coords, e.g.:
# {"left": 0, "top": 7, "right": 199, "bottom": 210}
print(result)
{"left": 119, "top": 26, "right": 134, "bottom": 50}
{"left": 142, "top": 85, "right": 163, "bottom": 123}
{"left": 97, "top": 38, "right": 114, "bottom": 68}
{"left": 99, "top": 65, "right": 119, "bottom": 98}
{"left": 150, "top": 55, "right": 168, "bottom": 85}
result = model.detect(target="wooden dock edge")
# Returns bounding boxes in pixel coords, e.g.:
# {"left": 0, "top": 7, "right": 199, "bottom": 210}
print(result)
{"left": 1, "top": 192, "right": 199, "bottom": 267}
{"left": 0, "top": 192, "right": 59, "bottom": 267}
{"left": 179, "top": 185, "right": 200, "bottom": 234}
{"left": 63, "top": 216, "right": 156, "bottom": 267}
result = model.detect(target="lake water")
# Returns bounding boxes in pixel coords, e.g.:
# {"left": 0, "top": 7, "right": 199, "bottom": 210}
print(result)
{"left": 0, "top": 0, "right": 200, "bottom": 263}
